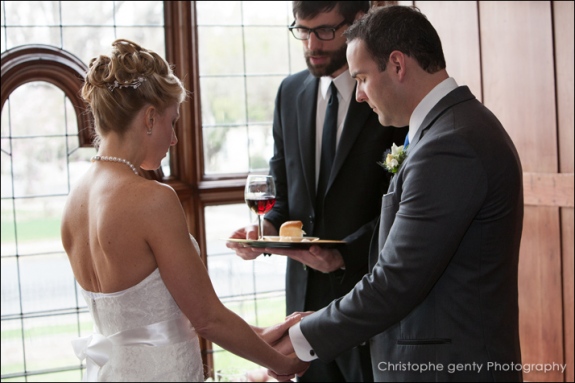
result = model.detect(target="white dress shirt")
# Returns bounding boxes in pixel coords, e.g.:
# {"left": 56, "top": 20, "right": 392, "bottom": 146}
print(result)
{"left": 406, "top": 77, "right": 458, "bottom": 144}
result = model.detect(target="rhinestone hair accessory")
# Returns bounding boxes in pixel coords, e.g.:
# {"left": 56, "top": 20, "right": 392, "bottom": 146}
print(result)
{"left": 107, "top": 76, "right": 147, "bottom": 92}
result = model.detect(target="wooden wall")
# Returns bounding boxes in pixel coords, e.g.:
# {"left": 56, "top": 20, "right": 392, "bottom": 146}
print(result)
{"left": 401, "top": 1, "right": 574, "bottom": 381}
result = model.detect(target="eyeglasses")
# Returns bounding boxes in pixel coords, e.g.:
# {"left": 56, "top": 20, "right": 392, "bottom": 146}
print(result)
{"left": 288, "top": 20, "right": 348, "bottom": 41}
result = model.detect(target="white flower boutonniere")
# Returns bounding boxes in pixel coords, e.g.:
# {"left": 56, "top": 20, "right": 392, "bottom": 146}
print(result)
{"left": 378, "top": 143, "right": 408, "bottom": 174}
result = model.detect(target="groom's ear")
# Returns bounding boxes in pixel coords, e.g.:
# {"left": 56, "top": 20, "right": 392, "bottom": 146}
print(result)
{"left": 388, "top": 51, "right": 406, "bottom": 79}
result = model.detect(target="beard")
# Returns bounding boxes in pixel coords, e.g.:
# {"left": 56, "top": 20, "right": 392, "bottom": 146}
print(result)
{"left": 304, "top": 44, "right": 348, "bottom": 77}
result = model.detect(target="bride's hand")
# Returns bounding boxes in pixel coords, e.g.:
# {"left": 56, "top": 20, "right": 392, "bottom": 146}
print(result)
{"left": 253, "top": 314, "right": 301, "bottom": 347}
{"left": 267, "top": 356, "right": 309, "bottom": 382}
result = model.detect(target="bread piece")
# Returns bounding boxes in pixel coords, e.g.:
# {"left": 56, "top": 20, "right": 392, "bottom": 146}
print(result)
{"left": 279, "top": 220, "right": 304, "bottom": 238}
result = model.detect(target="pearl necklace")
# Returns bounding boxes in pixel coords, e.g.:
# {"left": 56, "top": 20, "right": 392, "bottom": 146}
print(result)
{"left": 91, "top": 155, "right": 139, "bottom": 175}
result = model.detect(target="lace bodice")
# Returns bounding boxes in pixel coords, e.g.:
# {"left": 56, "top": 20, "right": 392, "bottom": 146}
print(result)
{"left": 83, "top": 268, "right": 184, "bottom": 335}
{"left": 73, "top": 237, "right": 204, "bottom": 382}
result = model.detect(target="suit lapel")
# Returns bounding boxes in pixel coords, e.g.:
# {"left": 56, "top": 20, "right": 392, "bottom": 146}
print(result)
{"left": 328, "top": 87, "right": 372, "bottom": 190}
{"left": 410, "top": 86, "right": 475, "bottom": 150}
{"left": 296, "top": 74, "right": 319, "bottom": 201}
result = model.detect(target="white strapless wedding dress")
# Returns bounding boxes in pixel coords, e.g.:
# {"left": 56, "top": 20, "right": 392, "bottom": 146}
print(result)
{"left": 72, "top": 240, "right": 204, "bottom": 382}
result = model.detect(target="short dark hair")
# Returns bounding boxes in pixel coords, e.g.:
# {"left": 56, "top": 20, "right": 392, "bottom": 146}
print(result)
{"left": 292, "top": 1, "right": 370, "bottom": 24}
{"left": 344, "top": 5, "right": 446, "bottom": 74}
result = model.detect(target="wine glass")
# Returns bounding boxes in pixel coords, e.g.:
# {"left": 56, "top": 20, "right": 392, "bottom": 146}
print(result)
{"left": 244, "top": 175, "right": 276, "bottom": 240}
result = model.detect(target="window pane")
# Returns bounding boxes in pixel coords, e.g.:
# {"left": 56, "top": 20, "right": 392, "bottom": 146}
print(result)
{"left": 197, "top": 1, "right": 306, "bottom": 176}
{"left": 61, "top": 1, "right": 114, "bottom": 25}
{"left": 9, "top": 82, "right": 66, "bottom": 137}
{"left": 246, "top": 76, "right": 285, "bottom": 122}
{"left": 242, "top": 1, "right": 292, "bottom": 25}
{"left": 205, "top": 203, "right": 287, "bottom": 375}
{"left": 246, "top": 124, "right": 274, "bottom": 172}
{"left": 23, "top": 315, "right": 84, "bottom": 371}
{"left": 3, "top": 1, "right": 61, "bottom": 26}
{"left": 198, "top": 26, "right": 244, "bottom": 76}
{"left": 244, "top": 27, "right": 290, "bottom": 74}
{"left": 115, "top": 26, "right": 166, "bottom": 55}
{"left": 204, "top": 203, "right": 287, "bottom": 305}
{"left": 115, "top": 1, "right": 164, "bottom": 25}
{"left": 13, "top": 197, "right": 67, "bottom": 256}
{"left": 196, "top": 1, "right": 242, "bottom": 25}
{"left": 61, "top": 27, "right": 117, "bottom": 64}
{"left": 200, "top": 77, "right": 247, "bottom": 125}
{"left": 0, "top": 318, "right": 25, "bottom": 375}
{"left": 203, "top": 125, "right": 249, "bottom": 174}
{"left": 3, "top": 26, "right": 61, "bottom": 49}
{"left": 19, "top": 253, "right": 76, "bottom": 313}
{"left": 1, "top": 258, "right": 20, "bottom": 314}
{"left": 0, "top": 199, "right": 16, "bottom": 255}
{"left": 1, "top": 139, "right": 14, "bottom": 199}
{"left": 12, "top": 137, "right": 68, "bottom": 197}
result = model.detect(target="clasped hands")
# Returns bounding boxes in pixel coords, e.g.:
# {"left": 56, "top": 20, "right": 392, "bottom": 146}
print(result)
{"left": 254, "top": 312, "right": 314, "bottom": 381}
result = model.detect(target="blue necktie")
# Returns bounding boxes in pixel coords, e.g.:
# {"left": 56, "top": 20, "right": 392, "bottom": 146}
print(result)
{"left": 404, "top": 134, "right": 410, "bottom": 148}
{"left": 316, "top": 82, "right": 338, "bottom": 212}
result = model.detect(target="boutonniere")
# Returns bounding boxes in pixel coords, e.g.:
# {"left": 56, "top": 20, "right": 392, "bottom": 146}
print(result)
{"left": 378, "top": 143, "right": 408, "bottom": 174}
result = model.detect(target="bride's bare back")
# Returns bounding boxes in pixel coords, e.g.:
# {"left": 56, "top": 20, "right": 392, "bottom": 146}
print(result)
{"left": 62, "top": 165, "right": 165, "bottom": 293}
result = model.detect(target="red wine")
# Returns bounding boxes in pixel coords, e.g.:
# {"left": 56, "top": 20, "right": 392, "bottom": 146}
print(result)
{"left": 246, "top": 198, "right": 276, "bottom": 215}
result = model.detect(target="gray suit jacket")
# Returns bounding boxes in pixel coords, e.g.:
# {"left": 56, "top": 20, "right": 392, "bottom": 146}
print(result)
{"left": 301, "top": 86, "right": 524, "bottom": 381}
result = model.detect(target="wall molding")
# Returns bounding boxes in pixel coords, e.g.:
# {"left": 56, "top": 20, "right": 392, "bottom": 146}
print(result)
{"left": 524, "top": 172, "right": 574, "bottom": 207}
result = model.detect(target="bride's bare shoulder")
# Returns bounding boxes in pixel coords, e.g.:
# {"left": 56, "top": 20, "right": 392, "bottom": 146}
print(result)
{"left": 135, "top": 178, "right": 181, "bottom": 210}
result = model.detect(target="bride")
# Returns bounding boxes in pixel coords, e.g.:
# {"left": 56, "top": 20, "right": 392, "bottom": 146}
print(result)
{"left": 61, "top": 39, "right": 308, "bottom": 382}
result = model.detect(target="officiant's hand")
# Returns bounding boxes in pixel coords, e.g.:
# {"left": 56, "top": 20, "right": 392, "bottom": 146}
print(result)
{"left": 226, "top": 225, "right": 261, "bottom": 259}
{"left": 226, "top": 220, "right": 278, "bottom": 260}
{"left": 264, "top": 246, "right": 345, "bottom": 273}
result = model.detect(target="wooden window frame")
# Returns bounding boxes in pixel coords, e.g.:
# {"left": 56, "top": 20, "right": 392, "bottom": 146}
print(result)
{"left": 157, "top": 1, "right": 250, "bottom": 375}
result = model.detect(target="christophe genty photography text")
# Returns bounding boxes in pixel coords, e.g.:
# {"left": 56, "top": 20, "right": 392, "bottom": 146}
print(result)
{"left": 377, "top": 361, "right": 567, "bottom": 375}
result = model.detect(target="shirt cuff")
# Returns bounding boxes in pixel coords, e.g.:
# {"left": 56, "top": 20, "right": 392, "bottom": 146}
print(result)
{"left": 289, "top": 322, "right": 318, "bottom": 362}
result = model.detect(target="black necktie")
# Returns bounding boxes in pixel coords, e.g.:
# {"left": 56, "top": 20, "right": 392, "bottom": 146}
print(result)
{"left": 316, "top": 81, "right": 339, "bottom": 213}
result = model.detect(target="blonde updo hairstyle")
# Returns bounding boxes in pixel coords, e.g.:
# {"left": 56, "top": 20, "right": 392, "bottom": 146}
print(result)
{"left": 81, "top": 39, "right": 186, "bottom": 143}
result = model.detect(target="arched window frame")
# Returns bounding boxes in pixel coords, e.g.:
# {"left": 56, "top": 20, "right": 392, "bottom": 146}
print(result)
{"left": 1, "top": 44, "right": 93, "bottom": 146}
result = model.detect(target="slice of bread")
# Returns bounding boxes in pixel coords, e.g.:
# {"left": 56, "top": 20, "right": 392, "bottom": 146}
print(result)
{"left": 279, "top": 220, "right": 304, "bottom": 238}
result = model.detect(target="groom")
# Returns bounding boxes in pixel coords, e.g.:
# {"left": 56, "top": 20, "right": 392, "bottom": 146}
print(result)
{"left": 269, "top": 5, "right": 524, "bottom": 382}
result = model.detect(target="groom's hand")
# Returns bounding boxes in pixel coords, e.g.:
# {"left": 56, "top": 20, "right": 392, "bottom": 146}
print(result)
{"left": 254, "top": 313, "right": 301, "bottom": 348}
{"left": 272, "top": 331, "right": 295, "bottom": 356}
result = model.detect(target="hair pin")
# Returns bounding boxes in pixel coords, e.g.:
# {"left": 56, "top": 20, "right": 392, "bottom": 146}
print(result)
{"left": 107, "top": 76, "right": 146, "bottom": 92}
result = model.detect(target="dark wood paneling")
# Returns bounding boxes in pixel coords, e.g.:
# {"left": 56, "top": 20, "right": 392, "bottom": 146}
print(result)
{"left": 415, "top": 1, "right": 482, "bottom": 100}
{"left": 554, "top": 1, "right": 574, "bottom": 175}
{"left": 479, "top": 2, "right": 564, "bottom": 381}
{"left": 480, "top": 1, "right": 557, "bottom": 173}
{"left": 524, "top": 173, "right": 574, "bottom": 207}
{"left": 518, "top": 207, "right": 564, "bottom": 381}
{"left": 561, "top": 208, "right": 574, "bottom": 382}
{"left": 554, "top": 1, "right": 575, "bottom": 381}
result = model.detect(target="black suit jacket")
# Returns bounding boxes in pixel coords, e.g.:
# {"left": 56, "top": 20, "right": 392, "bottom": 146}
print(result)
{"left": 265, "top": 70, "right": 406, "bottom": 381}
{"left": 301, "top": 86, "right": 524, "bottom": 382}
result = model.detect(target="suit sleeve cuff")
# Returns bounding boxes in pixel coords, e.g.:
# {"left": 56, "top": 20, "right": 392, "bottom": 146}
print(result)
{"left": 289, "top": 322, "right": 318, "bottom": 362}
